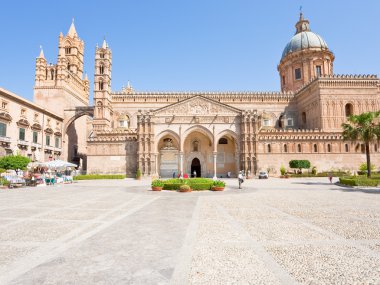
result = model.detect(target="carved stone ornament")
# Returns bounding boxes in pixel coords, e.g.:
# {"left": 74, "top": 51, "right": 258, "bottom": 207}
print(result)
{"left": 162, "top": 138, "right": 177, "bottom": 150}
{"left": 155, "top": 96, "right": 241, "bottom": 116}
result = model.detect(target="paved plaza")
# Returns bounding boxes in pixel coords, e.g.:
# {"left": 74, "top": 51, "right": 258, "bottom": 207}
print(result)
{"left": 0, "top": 178, "right": 379, "bottom": 284}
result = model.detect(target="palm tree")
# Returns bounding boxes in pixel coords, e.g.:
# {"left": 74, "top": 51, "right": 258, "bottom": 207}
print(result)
{"left": 342, "top": 111, "right": 380, "bottom": 177}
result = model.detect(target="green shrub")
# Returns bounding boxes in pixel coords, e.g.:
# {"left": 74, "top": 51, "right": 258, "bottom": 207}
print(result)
{"left": 0, "top": 178, "right": 9, "bottom": 186}
{"left": 212, "top": 180, "right": 225, "bottom": 187}
{"left": 191, "top": 183, "right": 212, "bottom": 190}
{"left": 311, "top": 167, "right": 317, "bottom": 175}
{"left": 280, "top": 165, "right": 286, "bottom": 176}
{"left": 163, "top": 178, "right": 213, "bottom": 190}
{"left": 0, "top": 155, "right": 30, "bottom": 170}
{"left": 179, "top": 184, "right": 191, "bottom": 191}
{"left": 136, "top": 168, "right": 142, "bottom": 179}
{"left": 359, "top": 163, "right": 376, "bottom": 172}
{"left": 339, "top": 177, "right": 380, "bottom": 187}
{"left": 73, "top": 174, "right": 126, "bottom": 180}
{"left": 151, "top": 179, "right": 164, "bottom": 187}
{"left": 0, "top": 168, "right": 6, "bottom": 174}
{"left": 289, "top": 160, "right": 311, "bottom": 171}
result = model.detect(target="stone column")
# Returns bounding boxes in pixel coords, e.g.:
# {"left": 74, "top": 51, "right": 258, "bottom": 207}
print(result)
{"left": 154, "top": 153, "right": 158, "bottom": 176}
{"left": 213, "top": 151, "right": 217, "bottom": 180}
{"left": 180, "top": 152, "right": 184, "bottom": 178}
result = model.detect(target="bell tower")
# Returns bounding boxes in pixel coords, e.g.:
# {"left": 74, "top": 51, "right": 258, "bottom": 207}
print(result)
{"left": 93, "top": 39, "right": 113, "bottom": 131}
{"left": 34, "top": 20, "right": 89, "bottom": 117}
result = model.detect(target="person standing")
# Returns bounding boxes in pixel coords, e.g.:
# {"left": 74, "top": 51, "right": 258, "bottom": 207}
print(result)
{"left": 238, "top": 171, "right": 244, "bottom": 189}
{"left": 193, "top": 170, "right": 197, "bottom": 178}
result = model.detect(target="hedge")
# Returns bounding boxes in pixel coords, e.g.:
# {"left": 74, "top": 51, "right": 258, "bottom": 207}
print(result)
{"left": 74, "top": 174, "right": 126, "bottom": 180}
{"left": 163, "top": 178, "right": 214, "bottom": 191}
{"left": 339, "top": 177, "right": 380, "bottom": 187}
{"left": 289, "top": 172, "right": 348, "bottom": 178}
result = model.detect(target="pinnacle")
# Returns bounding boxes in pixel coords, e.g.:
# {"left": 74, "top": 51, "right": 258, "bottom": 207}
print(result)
{"left": 67, "top": 18, "right": 77, "bottom": 37}
{"left": 38, "top": 46, "right": 45, "bottom": 59}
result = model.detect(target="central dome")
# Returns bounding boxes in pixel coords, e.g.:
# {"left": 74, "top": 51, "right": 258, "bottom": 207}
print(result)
{"left": 281, "top": 31, "right": 328, "bottom": 60}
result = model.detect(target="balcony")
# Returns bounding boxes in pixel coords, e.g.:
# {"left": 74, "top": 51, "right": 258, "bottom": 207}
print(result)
{"left": 17, "top": 140, "right": 29, "bottom": 149}
{"left": 31, "top": 142, "right": 41, "bottom": 150}
{"left": 44, "top": 145, "right": 54, "bottom": 153}
{"left": 0, "top": 136, "right": 11, "bottom": 145}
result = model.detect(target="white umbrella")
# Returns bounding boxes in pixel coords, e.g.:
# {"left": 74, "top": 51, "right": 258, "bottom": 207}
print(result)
{"left": 42, "top": 160, "right": 77, "bottom": 169}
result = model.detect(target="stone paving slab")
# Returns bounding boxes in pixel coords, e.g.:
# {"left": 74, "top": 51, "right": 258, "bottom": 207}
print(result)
{"left": 0, "top": 178, "right": 379, "bottom": 284}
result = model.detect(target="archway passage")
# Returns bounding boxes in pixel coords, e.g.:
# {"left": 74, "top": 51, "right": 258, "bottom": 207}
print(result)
{"left": 191, "top": 158, "right": 201, "bottom": 177}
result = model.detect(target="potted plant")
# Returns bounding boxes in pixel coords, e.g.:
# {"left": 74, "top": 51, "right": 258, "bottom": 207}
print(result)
{"left": 212, "top": 180, "right": 225, "bottom": 191}
{"left": 179, "top": 184, "right": 192, "bottom": 192}
{"left": 0, "top": 178, "right": 9, "bottom": 189}
{"left": 135, "top": 168, "right": 142, "bottom": 180}
{"left": 151, "top": 179, "right": 164, "bottom": 191}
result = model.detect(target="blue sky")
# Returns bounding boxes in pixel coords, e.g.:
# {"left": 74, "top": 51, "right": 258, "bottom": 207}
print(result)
{"left": 0, "top": 0, "right": 379, "bottom": 101}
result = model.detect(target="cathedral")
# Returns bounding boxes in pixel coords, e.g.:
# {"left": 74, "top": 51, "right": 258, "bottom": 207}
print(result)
{"left": 2, "top": 13, "right": 380, "bottom": 177}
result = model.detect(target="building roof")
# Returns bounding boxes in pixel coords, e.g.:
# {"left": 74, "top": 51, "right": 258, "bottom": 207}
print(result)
{"left": 281, "top": 13, "right": 329, "bottom": 60}
{"left": 0, "top": 87, "right": 63, "bottom": 121}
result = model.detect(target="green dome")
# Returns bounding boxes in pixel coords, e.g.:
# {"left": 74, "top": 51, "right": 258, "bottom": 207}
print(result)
{"left": 281, "top": 31, "right": 329, "bottom": 60}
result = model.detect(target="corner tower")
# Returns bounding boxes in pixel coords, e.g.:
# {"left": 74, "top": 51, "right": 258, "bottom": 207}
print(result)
{"left": 278, "top": 12, "right": 334, "bottom": 92}
{"left": 93, "top": 39, "right": 113, "bottom": 131}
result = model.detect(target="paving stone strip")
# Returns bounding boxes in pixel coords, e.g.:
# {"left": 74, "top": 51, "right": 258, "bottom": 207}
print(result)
{"left": 215, "top": 203, "right": 298, "bottom": 285}
{"left": 0, "top": 192, "right": 116, "bottom": 229}
{"left": 0, "top": 195, "right": 159, "bottom": 284}
{"left": 170, "top": 197, "right": 201, "bottom": 285}
{"left": 264, "top": 204, "right": 380, "bottom": 260}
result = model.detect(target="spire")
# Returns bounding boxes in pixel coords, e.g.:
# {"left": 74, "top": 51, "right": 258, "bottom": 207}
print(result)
{"left": 295, "top": 9, "right": 310, "bottom": 34}
{"left": 38, "top": 45, "right": 45, "bottom": 59}
{"left": 67, "top": 18, "right": 77, "bottom": 37}
{"left": 102, "top": 37, "right": 107, "bottom": 49}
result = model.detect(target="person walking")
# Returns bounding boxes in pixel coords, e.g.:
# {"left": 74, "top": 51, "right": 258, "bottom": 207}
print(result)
{"left": 328, "top": 172, "right": 333, "bottom": 184}
{"left": 238, "top": 171, "right": 244, "bottom": 189}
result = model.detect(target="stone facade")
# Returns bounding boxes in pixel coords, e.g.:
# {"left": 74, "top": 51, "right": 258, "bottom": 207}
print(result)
{"left": 0, "top": 88, "right": 63, "bottom": 161}
{"left": 86, "top": 13, "right": 380, "bottom": 177}
{"left": 1, "top": 14, "right": 379, "bottom": 176}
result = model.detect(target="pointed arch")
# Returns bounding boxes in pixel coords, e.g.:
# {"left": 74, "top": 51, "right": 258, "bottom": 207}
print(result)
{"left": 181, "top": 125, "right": 214, "bottom": 151}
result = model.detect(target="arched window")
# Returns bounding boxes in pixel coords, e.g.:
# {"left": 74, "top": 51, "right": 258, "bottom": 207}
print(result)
{"left": 218, "top": 138, "right": 228, "bottom": 144}
{"left": 100, "top": 52, "right": 105, "bottom": 59}
{"left": 375, "top": 144, "right": 378, "bottom": 152}
{"left": 267, "top": 144, "right": 271, "bottom": 153}
{"left": 99, "top": 80, "right": 104, "bottom": 90}
{"left": 118, "top": 115, "right": 130, "bottom": 128}
{"left": 193, "top": 140, "right": 199, "bottom": 152}
{"left": 345, "top": 144, "right": 349, "bottom": 152}
{"left": 284, "top": 144, "right": 288, "bottom": 153}
{"left": 345, "top": 103, "right": 353, "bottom": 117}
{"left": 99, "top": 64, "right": 104, "bottom": 74}
{"left": 50, "top": 69, "right": 54, "bottom": 80}
{"left": 313, "top": 144, "right": 318, "bottom": 152}
{"left": 327, "top": 144, "right": 331, "bottom": 152}
{"left": 297, "top": 144, "right": 302, "bottom": 152}
{"left": 67, "top": 63, "right": 70, "bottom": 71}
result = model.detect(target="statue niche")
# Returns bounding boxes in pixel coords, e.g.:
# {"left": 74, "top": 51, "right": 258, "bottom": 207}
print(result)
{"left": 159, "top": 137, "right": 178, "bottom": 177}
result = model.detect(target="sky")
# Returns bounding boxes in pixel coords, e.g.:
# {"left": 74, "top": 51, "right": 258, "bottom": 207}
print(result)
{"left": 0, "top": 0, "right": 379, "bottom": 102}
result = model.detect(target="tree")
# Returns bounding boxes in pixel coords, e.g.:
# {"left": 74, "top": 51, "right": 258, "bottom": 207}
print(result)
{"left": 289, "top": 160, "right": 311, "bottom": 172}
{"left": 342, "top": 111, "right": 380, "bottom": 178}
{"left": 0, "top": 155, "right": 31, "bottom": 170}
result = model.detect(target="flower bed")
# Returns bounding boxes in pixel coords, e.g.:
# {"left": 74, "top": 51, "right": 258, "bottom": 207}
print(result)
{"left": 163, "top": 178, "right": 214, "bottom": 191}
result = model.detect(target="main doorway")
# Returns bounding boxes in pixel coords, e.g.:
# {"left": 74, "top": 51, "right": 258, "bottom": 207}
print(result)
{"left": 191, "top": 158, "right": 201, "bottom": 177}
